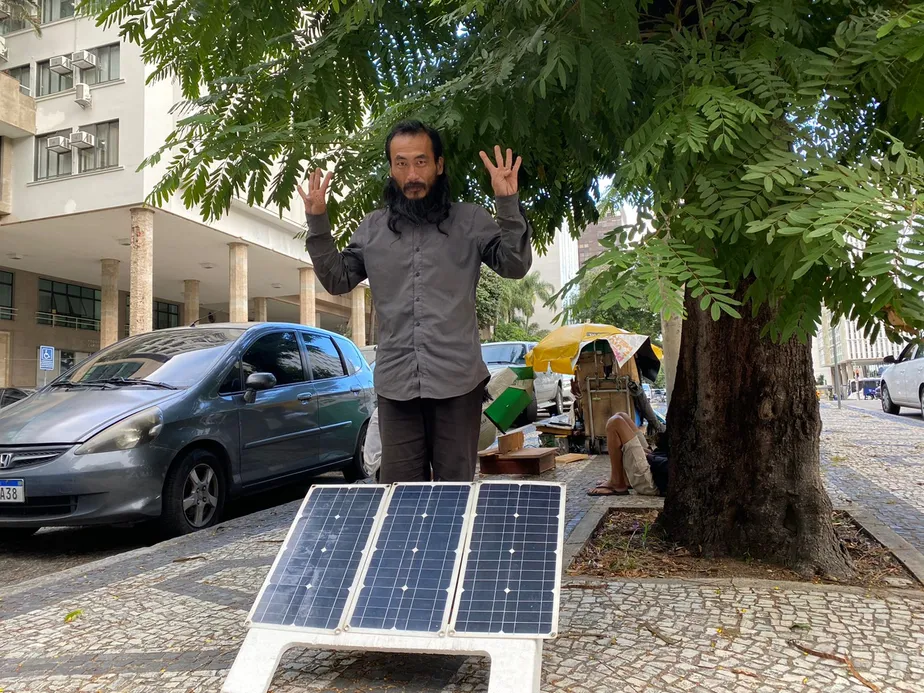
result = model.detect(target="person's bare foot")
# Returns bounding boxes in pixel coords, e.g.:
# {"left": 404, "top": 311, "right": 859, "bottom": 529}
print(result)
{"left": 586, "top": 485, "right": 629, "bottom": 497}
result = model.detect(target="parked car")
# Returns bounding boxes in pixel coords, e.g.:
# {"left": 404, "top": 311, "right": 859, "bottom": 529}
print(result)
{"left": 0, "top": 323, "right": 375, "bottom": 539}
{"left": 0, "top": 388, "right": 32, "bottom": 409}
{"left": 480, "top": 341, "right": 572, "bottom": 421}
{"left": 880, "top": 341, "right": 924, "bottom": 415}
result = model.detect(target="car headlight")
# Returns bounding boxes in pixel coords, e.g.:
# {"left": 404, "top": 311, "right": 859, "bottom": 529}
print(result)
{"left": 74, "top": 407, "right": 164, "bottom": 456}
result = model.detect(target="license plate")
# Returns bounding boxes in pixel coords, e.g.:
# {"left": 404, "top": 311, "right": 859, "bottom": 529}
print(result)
{"left": 0, "top": 480, "right": 24, "bottom": 503}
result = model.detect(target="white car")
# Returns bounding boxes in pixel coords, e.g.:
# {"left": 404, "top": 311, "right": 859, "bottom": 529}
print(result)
{"left": 880, "top": 341, "right": 924, "bottom": 415}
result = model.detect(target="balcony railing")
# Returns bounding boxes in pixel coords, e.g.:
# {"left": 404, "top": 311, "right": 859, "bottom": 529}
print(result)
{"left": 36, "top": 311, "right": 100, "bottom": 331}
{"left": 0, "top": 306, "right": 15, "bottom": 321}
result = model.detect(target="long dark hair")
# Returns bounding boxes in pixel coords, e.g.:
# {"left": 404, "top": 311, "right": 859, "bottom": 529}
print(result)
{"left": 383, "top": 120, "right": 452, "bottom": 235}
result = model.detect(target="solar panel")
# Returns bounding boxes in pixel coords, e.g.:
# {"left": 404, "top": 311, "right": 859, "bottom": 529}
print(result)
{"left": 450, "top": 482, "right": 564, "bottom": 637}
{"left": 249, "top": 484, "right": 386, "bottom": 631}
{"left": 346, "top": 483, "right": 473, "bottom": 634}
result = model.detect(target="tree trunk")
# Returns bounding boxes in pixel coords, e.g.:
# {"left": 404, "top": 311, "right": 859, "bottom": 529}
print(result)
{"left": 660, "top": 305, "right": 682, "bottom": 406}
{"left": 660, "top": 284, "right": 851, "bottom": 578}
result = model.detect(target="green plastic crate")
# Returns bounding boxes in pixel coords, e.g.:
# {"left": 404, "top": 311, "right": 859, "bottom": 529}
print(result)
{"left": 484, "top": 386, "right": 532, "bottom": 433}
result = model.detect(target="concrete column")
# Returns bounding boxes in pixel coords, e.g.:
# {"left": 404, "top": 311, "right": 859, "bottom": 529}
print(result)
{"left": 129, "top": 207, "right": 154, "bottom": 336}
{"left": 228, "top": 242, "right": 248, "bottom": 323}
{"left": 100, "top": 259, "right": 120, "bottom": 348}
{"left": 183, "top": 279, "right": 200, "bottom": 325}
{"left": 299, "top": 267, "right": 316, "bottom": 327}
{"left": 253, "top": 297, "right": 268, "bottom": 322}
{"left": 351, "top": 286, "right": 366, "bottom": 347}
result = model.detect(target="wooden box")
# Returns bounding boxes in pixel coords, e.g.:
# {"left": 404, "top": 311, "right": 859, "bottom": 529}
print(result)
{"left": 480, "top": 447, "right": 558, "bottom": 476}
{"left": 497, "top": 431, "right": 524, "bottom": 455}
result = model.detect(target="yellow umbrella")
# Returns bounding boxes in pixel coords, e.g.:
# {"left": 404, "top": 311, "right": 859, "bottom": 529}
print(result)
{"left": 526, "top": 323, "right": 662, "bottom": 381}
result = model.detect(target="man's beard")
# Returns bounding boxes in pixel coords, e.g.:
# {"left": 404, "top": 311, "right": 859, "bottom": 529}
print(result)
{"left": 383, "top": 175, "right": 451, "bottom": 232}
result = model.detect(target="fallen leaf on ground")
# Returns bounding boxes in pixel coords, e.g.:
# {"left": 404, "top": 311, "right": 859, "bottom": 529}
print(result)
{"left": 64, "top": 610, "right": 83, "bottom": 623}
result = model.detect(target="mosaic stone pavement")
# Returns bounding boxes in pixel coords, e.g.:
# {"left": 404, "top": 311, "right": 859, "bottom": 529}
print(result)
{"left": 820, "top": 403, "right": 924, "bottom": 553}
{"left": 1, "top": 407, "right": 923, "bottom": 692}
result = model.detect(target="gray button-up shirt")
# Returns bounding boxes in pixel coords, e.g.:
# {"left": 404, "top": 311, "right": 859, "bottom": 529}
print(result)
{"left": 305, "top": 194, "right": 532, "bottom": 401}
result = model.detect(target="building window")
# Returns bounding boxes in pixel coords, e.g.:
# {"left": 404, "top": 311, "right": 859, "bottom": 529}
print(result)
{"left": 41, "top": 0, "right": 74, "bottom": 23}
{"left": 37, "top": 60, "right": 74, "bottom": 96}
{"left": 126, "top": 296, "right": 181, "bottom": 331}
{"left": 38, "top": 279, "right": 100, "bottom": 330}
{"left": 3, "top": 65, "right": 31, "bottom": 96}
{"left": 0, "top": 16, "right": 31, "bottom": 35}
{"left": 77, "top": 120, "right": 119, "bottom": 172}
{"left": 83, "top": 44, "right": 120, "bottom": 85}
{"left": 154, "top": 301, "right": 179, "bottom": 330}
{"left": 35, "top": 129, "right": 73, "bottom": 180}
{"left": 0, "top": 271, "right": 13, "bottom": 320}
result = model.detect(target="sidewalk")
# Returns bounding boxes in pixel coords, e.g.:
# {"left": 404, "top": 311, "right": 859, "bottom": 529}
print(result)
{"left": 0, "top": 406, "right": 922, "bottom": 692}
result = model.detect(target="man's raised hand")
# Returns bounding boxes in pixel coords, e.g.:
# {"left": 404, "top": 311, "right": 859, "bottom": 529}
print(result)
{"left": 479, "top": 146, "right": 522, "bottom": 197}
{"left": 297, "top": 168, "right": 333, "bottom": 216}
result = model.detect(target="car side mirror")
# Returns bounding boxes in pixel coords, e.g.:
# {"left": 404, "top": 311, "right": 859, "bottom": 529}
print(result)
{"left": 243, "top": 372, "right": 276, "bottom": 404}
{"left": 883, "top": 355, "right": 896, "bottom": 364}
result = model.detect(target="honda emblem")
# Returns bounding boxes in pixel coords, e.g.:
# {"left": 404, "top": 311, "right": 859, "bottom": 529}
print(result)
{"left": 0, "top": 453, "right": 13, "bottom": 469}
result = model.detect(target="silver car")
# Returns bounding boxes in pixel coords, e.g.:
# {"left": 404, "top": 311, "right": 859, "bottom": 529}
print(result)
{"left": 0, "top": 323, "right": 375, "bottom": 539}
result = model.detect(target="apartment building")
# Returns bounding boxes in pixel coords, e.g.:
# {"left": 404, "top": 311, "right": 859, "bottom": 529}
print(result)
{"left": 813, "top": 307, "right": 904, "bottom": 393}
{"left": 0, "top": 6, "right": 370, "bottom": 388}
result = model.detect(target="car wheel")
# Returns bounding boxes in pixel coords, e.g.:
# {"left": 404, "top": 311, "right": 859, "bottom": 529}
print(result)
{"left": 343, "top": 423, "right": 373, "bottom": 483}
{"left": 552, "top": 386, "right": 564, "bottom": 417}
{"left": 881, "top": 384, "right": 900, "bottom": 415}
{"left": 160, "top": 448, "right": 226, "bottom": 537}
{"left": 513, "top": 396, "right": 539, "bottom": 428}
{"left": 1, "top": 527, "right": 40, "bottom": 540}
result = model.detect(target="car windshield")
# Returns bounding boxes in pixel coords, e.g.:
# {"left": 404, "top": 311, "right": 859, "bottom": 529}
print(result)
{"left": 481, "top": 344, "right": 528, "bottom": 365}
{"left": 50, "top": 328, "right": 245, "bottom": 389}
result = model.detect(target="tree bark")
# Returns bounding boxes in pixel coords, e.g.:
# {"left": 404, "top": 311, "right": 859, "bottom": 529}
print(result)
{"left": 660, "top": 304, "right": 682, "bottom": 406}
{"left": 660, "top": 284, "right": 852, "bottom": 578}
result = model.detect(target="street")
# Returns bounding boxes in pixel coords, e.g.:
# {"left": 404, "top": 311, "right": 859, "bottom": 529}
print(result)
{"left": 0, "top": 472, "right": 342, "bottom": 588}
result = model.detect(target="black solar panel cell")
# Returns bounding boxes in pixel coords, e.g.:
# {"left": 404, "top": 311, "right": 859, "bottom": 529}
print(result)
{"left": 250, "top": 486, "right": 385, "bottom": 630}
{"left": 348, "top": 484, "right": 471, "bottom": 633}
{"left": 453, "top": 483, "right": 562, "bottom": 636}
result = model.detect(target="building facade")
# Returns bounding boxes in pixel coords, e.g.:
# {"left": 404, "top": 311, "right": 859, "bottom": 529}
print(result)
{"left": 528, "top": 226, "right": 579, "bottom": 332}
{"left": 813, "top": 307, "right": 905, "bottom": 396}
{"left": 577, "top": 210, "right": 628, "bottom": 267}
{"left": 0, "top": 10, "right": 369, "bottom": 388}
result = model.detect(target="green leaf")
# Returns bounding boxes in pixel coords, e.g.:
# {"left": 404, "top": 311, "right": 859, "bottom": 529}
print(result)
{"left": 64, "top": 609, "right": 83, "bottom": 624}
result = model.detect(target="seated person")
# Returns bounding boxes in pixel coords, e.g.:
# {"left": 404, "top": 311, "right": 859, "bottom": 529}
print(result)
{"left": 587, "top": 412, "right": 668, "bottom": 497}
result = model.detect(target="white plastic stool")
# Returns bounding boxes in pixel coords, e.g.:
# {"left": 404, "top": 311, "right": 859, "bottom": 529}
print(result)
{"left": 222, "top": 625, "right": 543, "bottom": 693}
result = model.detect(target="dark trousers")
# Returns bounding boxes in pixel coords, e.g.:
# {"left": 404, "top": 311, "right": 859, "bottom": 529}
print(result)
{"left": 377, "top": 380, "right": 486, "bottom": 483}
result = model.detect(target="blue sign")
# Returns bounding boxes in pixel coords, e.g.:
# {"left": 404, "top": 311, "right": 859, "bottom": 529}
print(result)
{"left": 39, "top": 345, "right": 55, "bottom": 371}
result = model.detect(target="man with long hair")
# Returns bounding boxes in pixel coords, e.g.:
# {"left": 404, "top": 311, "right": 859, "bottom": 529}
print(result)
{"left": 300, "top": 120, "right": 531, "bottom": 482}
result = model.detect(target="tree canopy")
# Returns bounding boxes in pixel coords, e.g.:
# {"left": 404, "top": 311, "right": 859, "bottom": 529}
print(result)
{"left": 569, "top": 269, "right": 662, "bottom": 338}
{"left": 87, "top": 0, "right": 924, "bottom": 346}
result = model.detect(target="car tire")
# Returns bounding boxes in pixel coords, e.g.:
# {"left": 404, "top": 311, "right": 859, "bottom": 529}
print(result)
{"left": 160, "top": 448, "right": 226, "bottom": 538}
{"left": 343, "top": 423, "right": 372, "bottom": 483}
{"left": 513, "top": 396, "right": 539, "bottom": 428}
{"left": 552, "top": 386, "right": 564, "bottom": 417}
{"left": 2, "top": 527, "right": 40, "bottom": 540}
{"left": 881, "top": 384, "right": 900, "bottom": 415}
{"left": 920, "top": 387, "right": 924, "bottom": 420}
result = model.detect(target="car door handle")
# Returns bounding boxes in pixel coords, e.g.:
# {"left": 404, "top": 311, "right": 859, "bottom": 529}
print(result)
{"left": 297, "top": 392, "right": 313, "bottom": 402}
{"left": 350, "top": 387, "right": 362, "bottom": 395}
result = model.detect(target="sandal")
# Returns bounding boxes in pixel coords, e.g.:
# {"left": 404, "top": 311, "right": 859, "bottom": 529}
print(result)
{"left": 586, "top": 485, "right": 630, "bottom": 497}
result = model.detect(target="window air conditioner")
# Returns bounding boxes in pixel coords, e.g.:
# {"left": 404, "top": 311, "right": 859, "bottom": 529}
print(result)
{"left": 0, "top": 2, "right": 10, "bottom": 21}
{"left": 71, "top": 50, "right": 98, "bottom": 70}
{"left": 49, "top": 55, "right": 72, "bottom": 76}
{"left": 0, "top": 37, "right": 7, "bottom": 63}
{"left": 47, "top": 135, "right": 71, "bottom": 154}
{"left": 74, "top": 83, "right": 91, "bottom": 108}
{"left": 69, "top": 131, "right": 96, "bottom": 149}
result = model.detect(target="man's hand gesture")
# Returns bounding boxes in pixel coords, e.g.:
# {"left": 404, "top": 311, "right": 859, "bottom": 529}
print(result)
{"left": 479, "top": 146, "right": 522, "bottom": 197}
{"left": 297, "top": 168, "right": 333, "bottom": 216}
